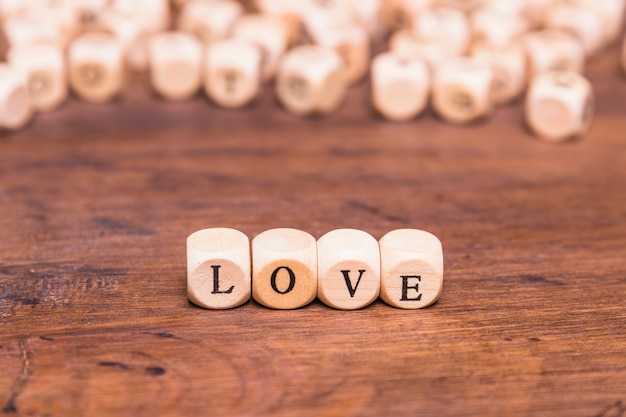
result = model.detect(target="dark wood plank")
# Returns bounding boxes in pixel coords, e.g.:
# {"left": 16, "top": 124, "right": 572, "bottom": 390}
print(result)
{"left": 1, "top": 40, "right": 626, "bottom": 417}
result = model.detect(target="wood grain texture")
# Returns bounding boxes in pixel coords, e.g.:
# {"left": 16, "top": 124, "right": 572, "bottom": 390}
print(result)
{"left": 1, "top": 40, "right": 626, "bottom": 416}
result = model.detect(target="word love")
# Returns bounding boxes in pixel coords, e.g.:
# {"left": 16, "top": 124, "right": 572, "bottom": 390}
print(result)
{"left": 187, "top": 228, "right": 443, "bottom": 310}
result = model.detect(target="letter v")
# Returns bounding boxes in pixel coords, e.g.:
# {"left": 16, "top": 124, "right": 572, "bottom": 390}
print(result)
{"left": 340, "top": 270, "right": 366, "bottom": 298}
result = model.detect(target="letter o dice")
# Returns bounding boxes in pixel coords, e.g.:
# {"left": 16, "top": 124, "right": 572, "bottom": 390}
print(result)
{"left": 525, "top": 70, "right": 594, "bottom": 142}
{"left": 252, "top": 228, "right": 317, "bottom": 309}
{"left": 276, "top": 45, "right": 347, "bottom": 116}
{"left": 379, "top": 229, "right": 444, "bottom": 309}
{"left": 317, "top": 229, "right": 380, "bottom": 310}
{"left": 187, "top": 228, "right": 251, "bottom": 309}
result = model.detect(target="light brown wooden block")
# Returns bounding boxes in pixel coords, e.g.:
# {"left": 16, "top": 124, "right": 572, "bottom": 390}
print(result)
{"left": 0, "top": 0, "right": 52, "bottom": 20}
{"left": 108, "top": 0, "right": 170, "bottom": 32}
{"left": 469, "top": 8, "right": 529, "bottom": 48}
{"left": 2, "top": 11, "right": 63, "bottom": 49}
{"left": 311, "top": 24, "right": 370, "bottom": 85}
{"left": 561, "top": 0, "right": 625, "bottom": 44}
{"left": 522, "top": 30, "right": 585, "bottom": 80}
{"left": 525, "top": 70, "right": 593, "bottom": 142}
{"left": 379, "top": 229, "right": 443, "bottom": 309}
{"left": 434, "top": 0, "right": 483, "bottom": 13}
{"left": 371, "top": 51, "right": 430, "bottom": 121}
{"left": 68, "top": 32, "right": 125, "bottom": 103}
{"left": 412, "top": 6, "right": 470, "bottom": 56}
{"left": 276, "top": 45, "right": 347, "bottom": 116}
{"left": 0, "top": 65, "right": 34, "bottom": 131}
{"left": 7, "top": 44, "right": 67, "bottom": 112}
{"left": 380, "top": 0, "right": 433, "bottom": 35}
{"left": 431, "top": 57, "right": 493, "bottom": 124}
{"left": 203, "top": 39, "right": 262, "bottom": 108}
{"left": 102, "top": 11, "right": 153, "bottom": 72}
{"left": 232, "top": 14, "right": 289, "bottom": 82}
{"left": 544, "top": 5, "right": 604, "bottom": 57}
{"left": 252, "top": 228, "right": 317, "bottom": 309}
{"left": 470, "top": 41, "right": 526, "bottom": 105}
{"left": 187, "top": 228, "right": 251, "bottom": 310}
{"left": 344, "top": 0, "right": 383, "bottom": 38}
{"left": 148, "top": 31, "right": 203, "bottom": 101}
{"left": 389, "top": 29, "right": 455, "bottom": 72}
{"left": 317, "top": 229, "right": 380, "bottom": 310}
{"left": 177, "top": 0, "right": 243, "bottom": 44}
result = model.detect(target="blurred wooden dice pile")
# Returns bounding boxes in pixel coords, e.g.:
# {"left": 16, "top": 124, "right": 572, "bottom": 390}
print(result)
{"left": 0, "top": 0, "right": 623, "bottom": 142}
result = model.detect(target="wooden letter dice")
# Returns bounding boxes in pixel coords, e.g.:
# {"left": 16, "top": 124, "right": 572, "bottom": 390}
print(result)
{"left": 317, "top": 229, "right": 380, "bottom": 310}
{"left": 470, "top": 41, "right": 527, "bottom": 105}
{"left": 232, "top": 14, "right": 289, "bottom": 82}
{"left": 311, "top": 24, "right": 370, "bottom": 85}
{"left": 412, "top": 6, "right": 470, "bottom": 56}
{"left": 544, "top": 5, "right": 604, "bottom": 58}
{"left": 525, "top": 70, "right": 594, "bottom": 142}
{"left": 431, "top": 57, "right": 493, "bottom": 124}
{"left": 371, "top": 51, "right": 430, "bottom": 121}
{"left": 203, "top": 39, "right": 262, "bottom": 108}
{"left": 148, "top": 32, "right": 203, "bottom": 101}
{"left": 68, "top": 32, "right": 125, "bottom": 103}
{"left": 187, "top": 228, "right": 251, "bottom": 309}
{"left": 379, "top": 229, "right": 443, "bottom": 309}
{"left": 522, "top": 30, "right": 585, "bottom": 80}
{"left": 252, "top": 228, "right": 317, "bottom": 309}
{"left": 276, "top": 45, "right": 347, "bottom": 116}
{"left": 177, "top": 0, "right": 243, "bottom": 44}
{"left": 0, "top": 65, "right": 34, "bottom": 131}
{"left": 8, "top": 44, "right": 67, "bottom": 112}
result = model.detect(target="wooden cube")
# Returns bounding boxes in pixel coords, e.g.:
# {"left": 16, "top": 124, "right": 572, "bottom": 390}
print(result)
{"left": 317, "top": 229, "right": 380, "bottom": 310}
{"left": 232, "top": 14, "right": 290, "bottom": 83}
{"left": 379, "top": 229, "right": 443, "bottom": 309}
{"left": 2, "top": 11, "right": 63, "bottom": 49}
{"left": 380, "top": 0, "right": 433, "bottom": 35}
{"left": 276, "top": 45, "right": 347, "bottom": 116}
{"left": 371, "top": 51, "right": 430, "bottom": 121}
{"left": 187, "top": 228, "right": 251, "bottom": 309}
{"left": 0, "top": 65, "right": 34, "bottom": 131}
{"left": 431, "top": 57, "right": 493, "bottom": 124}
{"left": 311, "top": 24, "right": 370, "bottom": 85}
{"left": 177, "top": 0, "right": 243, "bottom": 44}
{"left": 523, "top": 30, "right": 585, "bottom": 80}
{"left": 470, "top": 41, "right": 526, "bottom": 105}
{"left": 435, "top": 0, "right": 483, "bottom": 13}
{"left": 148, "top": 32, "right": 203, "bottom": 101}
{"left": 203, "top": 39, "right": 262, "bottom": 108}
{"left": 68, "top": 32, "right": 125, "bottom": 103}
{"left": 252, "top": 228, "right": 317, "bottom": 310}
{"left": 545, "top": 5, "right": 604, "bottom": 57}
{"left": 561, "top": 0, "right": 625, "bottom": 44}
{"left": 389, "top": 29, "right": 455, "bottom": 72}
{"left": 412, "top": 6, "right": 470, "bottom": 56}
{"left": 525, "top": 70, "right": 594, "bottom": 142}
{"left": 469, "top": 8, "right": 529, "bottom": 48}
{"left": 108, "top": 0, "right": 170, "bottom": 32}
{"left": 102, "top": 12, "right": 153, "bottom": 72}
{"left": 7, "top": 44, "right": 67, "bottom": 112}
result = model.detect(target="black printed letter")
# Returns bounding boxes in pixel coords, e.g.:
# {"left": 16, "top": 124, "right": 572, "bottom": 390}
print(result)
{"left": 400, "top": 275, "right": 422, "bottom": 301}
{"left": 340, "top": 270, "right": 366, "bottom": 298}
{"left": 271, "top": 266, "right": 296, "bottom": 294}
{"left": 211, "top": 265, "right": 234, "bottom": 294}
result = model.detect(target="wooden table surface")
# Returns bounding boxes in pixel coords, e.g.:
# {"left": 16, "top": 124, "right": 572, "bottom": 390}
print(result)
{"left": 1, "top": 41, "right": 626, "bottom": 417}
